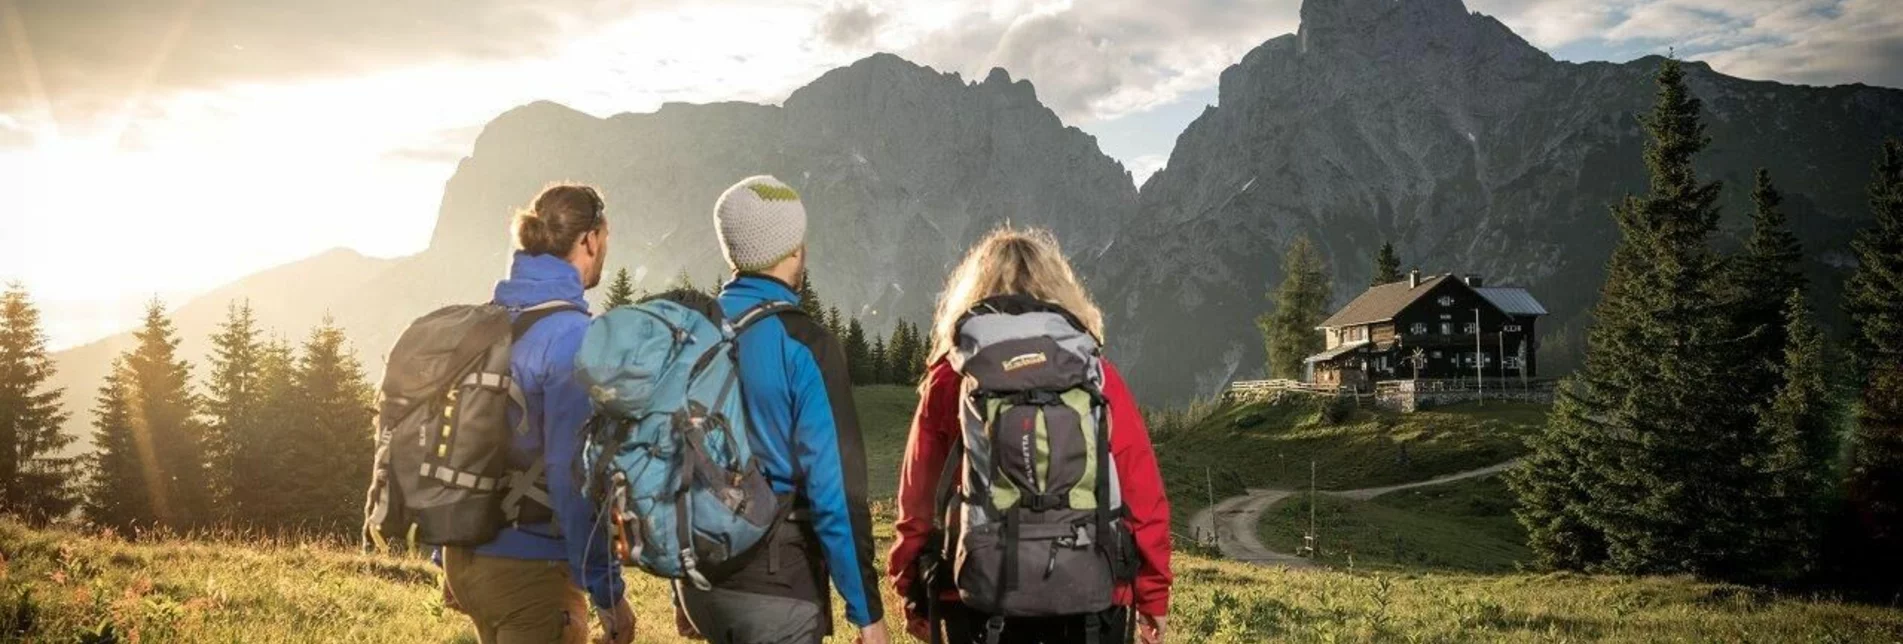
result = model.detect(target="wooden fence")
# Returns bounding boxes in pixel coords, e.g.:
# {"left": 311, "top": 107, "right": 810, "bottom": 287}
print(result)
{"left": 1223, "top": 379, "right": 1336, "bottom": 401}
{"left": 1224, "top": 377, "right": 1554, "bottom": 411}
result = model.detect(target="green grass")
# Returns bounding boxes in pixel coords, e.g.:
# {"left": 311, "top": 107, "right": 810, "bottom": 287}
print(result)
{"left": 852, "top": 385, "right": 920, "bottom": 500}
{"left": 18, "top": 389, "right": 1896, "bottom": 642}
{"left": 0, "top": 518, "right": 912, "bottom": 644}
{"left": 1257, "top": 474, "right": 1531, "bottom": 573}
{"left": 1154, "top": 394, "right": 1547, "bottom": 533}
{"left": 1169, "top": 558, "right": 1903, "bottom": 643}
{"left": 5, "top": 519, "right": 1901, "bottom": 643}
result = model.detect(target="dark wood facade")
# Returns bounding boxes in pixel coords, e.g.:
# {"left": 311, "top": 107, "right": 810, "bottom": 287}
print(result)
{"left": 1306, "top": 273, "right": 1545, "bottom": 387}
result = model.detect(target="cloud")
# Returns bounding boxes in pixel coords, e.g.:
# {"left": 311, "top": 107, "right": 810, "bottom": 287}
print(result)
{"left": 1697, "top": 0, "right": 1903, "bottom": 89}
{"left": 885, "top": 0, "right": 1301, "bottom": 123}
{"left": 1126, "top": 154, "right": 1168, "bottom": 185}
{"left": 817, "top": 3, "right": 889, "bottom": 49}
{"left": 1465, "top": 0, "right": 1627, "bottom": 51}
{"left": 1468, "top": 0, "right": 1902, "bottom": 89}
{"left": 0, "top": 0, "right": 641, "bottom": 124}
{"left": 0, "top": 114, "right": 31, "bottom": 147}
{"left": 380, "top": 124, "right": 484, "bottom": 164}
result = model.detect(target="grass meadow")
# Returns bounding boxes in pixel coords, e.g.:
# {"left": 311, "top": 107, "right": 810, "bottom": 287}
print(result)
{"left": 5, "top": 388, "right": 1901, "bottom": 642}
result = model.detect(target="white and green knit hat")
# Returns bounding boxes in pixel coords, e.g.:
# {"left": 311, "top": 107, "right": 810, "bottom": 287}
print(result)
{"left": 713, "top": 175, "right": 807, "bottom": 272}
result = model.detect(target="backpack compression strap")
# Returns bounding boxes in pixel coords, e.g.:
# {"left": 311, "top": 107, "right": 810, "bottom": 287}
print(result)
{"left": 499, "top": 301, "right": 582, "bottom": 526}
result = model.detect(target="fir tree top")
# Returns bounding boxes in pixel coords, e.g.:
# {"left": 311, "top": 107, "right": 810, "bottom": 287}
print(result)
{"left": 604, "top": 268, "right": 637, "bottom": 309}
{"left": 1373, "top": 241, "right": 1403, "bottom": 286}
{"left": 1848, "top": 138, "right": 1903, "bottom": 360}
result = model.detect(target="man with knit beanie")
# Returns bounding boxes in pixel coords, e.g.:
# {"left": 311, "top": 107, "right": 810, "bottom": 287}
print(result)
{"left": 673, "top": 175, "right": 890, "bottom": 644}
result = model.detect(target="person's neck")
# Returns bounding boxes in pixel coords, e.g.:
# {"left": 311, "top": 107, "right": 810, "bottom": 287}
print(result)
{"left": 757, "top": 265, "right": 801, "bottom": 289}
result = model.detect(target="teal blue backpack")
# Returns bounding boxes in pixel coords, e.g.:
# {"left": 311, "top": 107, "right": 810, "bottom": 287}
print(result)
{"left": 574, "top": 290, "right": 797, "bottom": 588}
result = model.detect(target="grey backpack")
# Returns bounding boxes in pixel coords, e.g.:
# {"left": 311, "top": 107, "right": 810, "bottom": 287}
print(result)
{"left": 362, "top": 301, "right": 575, "bottom": 550}
{"left": 934, "top": 295, "right": 1139, "bottom": 642}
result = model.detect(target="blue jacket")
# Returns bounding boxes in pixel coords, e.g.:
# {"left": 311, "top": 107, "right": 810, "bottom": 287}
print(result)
{"left": 475, "top": 252, "right": 625, "bottom": 610}
{"left": 718, "top": 274, "right": 883, "bottom": 627}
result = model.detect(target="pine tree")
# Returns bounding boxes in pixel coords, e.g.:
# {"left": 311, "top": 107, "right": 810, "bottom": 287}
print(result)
{"left": 1509, "top": 59, "right": 1767, "bottom": 578}
{"left": 826, "top": 306, "right": 845, "bottom": 342}
{"left": 83, "top": 299, "right": 209, "bottom": 531}
{"left": 911, "top": 321, "right": 931, "bottom": 375}
{"left": 1754, "top": 290, "right": 1835, "bottom": 580}
{"left": 83, "top": 358, "right": 138, "bottom": 528}
{"left": 797, "top": 269, "right": 825, "bottom": 319}
{"left": 604, "top": 268, "right": 637, "bottom": 309}
{"left": 0, "top": 283, "right": 77, "bottom": 520}
{"left": 870, "top": 334, "right": 890, "bottom": 385}
{"left": 228, "top": 337, "right": 297, "bottom": 527}
{"left": 1372, "top": 241, "right": 1403, "bottom": 286}
{"left": 886, "top": 319, "right": 919, "bottom": 384}
{"left": 202, "top": 300, "right": 263, "bottom": 519}
{"left": 282, "top": 317, "right": 376, "bottom": 533}
{"left": 671, "top": 268, "right": 696, "bottom": 294}
{"left": 1728, "top": 168, "right": 1808, "bottom": 411}
{"left": 1845, "top": 137, "right": 1903, "bottom": 584}
{"left": 1258, "top": 236, "right": 1332, "bottom": 379}
{"left": 844, "top": 318, "right": 872, "bottom": 385}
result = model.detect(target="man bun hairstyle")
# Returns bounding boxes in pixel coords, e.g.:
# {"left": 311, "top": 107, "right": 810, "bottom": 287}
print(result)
{"left": 513, "top": 183, "right": 605, "bottom": 255}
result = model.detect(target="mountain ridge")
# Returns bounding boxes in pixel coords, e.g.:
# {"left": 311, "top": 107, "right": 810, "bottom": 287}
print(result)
{"left": 46, "top": 0, "right": 1903, "bottom": 447}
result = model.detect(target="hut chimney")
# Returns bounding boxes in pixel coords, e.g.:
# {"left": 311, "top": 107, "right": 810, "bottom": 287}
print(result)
{"left": 1465, "top": 274, "right": 1484, "bottom": 288}
{"left": 1408, "top": 269, "right": 1421, "bottom": 288}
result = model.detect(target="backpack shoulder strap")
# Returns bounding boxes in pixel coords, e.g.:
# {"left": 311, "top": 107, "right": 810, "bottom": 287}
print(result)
{"left": 731, "top": 300, "right": 803, "bottom": 333}
{"left": 510, "top": 301, "right": 583, "bottom": 341}
{"left": 726, "top": 299, "right": 807, "bottom": 486}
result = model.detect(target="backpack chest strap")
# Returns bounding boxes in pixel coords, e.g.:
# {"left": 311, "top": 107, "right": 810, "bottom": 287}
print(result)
{"left": 501, "top": 459, "right": 553, "bottom": 522}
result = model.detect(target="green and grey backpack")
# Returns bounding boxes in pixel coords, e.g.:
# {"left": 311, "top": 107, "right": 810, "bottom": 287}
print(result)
{"left": 933, "top": 295, "right": 1140, "bottom": 643}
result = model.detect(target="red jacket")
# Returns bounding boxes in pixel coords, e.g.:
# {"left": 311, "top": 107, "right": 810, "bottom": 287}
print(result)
{"left": 887, "top": 358, "right": 1173, "bottom": 619}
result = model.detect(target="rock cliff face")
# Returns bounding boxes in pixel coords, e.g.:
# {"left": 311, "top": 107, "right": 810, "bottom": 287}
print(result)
{"left": 1104, "top": 0, "right": 1903, "bottom": 400}
{"left": 47, "top": 55, "right": 1141, "bottom": 450}
{"left": 422, "top": 54, "right": 1138, "bottom": 329}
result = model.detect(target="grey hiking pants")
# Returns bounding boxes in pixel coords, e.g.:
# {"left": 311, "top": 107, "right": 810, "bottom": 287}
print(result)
{"left": 678, "top": 585, "right": 826, "bottom": 644}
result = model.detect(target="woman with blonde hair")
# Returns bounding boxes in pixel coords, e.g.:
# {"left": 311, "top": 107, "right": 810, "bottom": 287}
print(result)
{"left": 888, "top": 226, "right": 1172, "bottom": 644}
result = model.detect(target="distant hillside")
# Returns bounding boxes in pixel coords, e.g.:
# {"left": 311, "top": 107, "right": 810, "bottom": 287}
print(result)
{"left": 46, "top": 248, "right": 400, "bottom": 456}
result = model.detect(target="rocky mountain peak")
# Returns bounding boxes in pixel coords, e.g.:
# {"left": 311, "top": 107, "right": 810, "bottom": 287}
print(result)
{"left": 1296, "top": 0, "right": 1546, "bottom": 65}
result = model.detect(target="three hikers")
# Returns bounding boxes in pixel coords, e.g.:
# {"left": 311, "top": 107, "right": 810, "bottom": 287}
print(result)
{"left": 367, "top": 179, "right": 1171, "bottom": 644}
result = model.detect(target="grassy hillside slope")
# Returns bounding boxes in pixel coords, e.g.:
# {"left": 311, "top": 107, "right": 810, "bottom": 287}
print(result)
{"left": 1153, "top": 395, "right": 1545, "bottom": 533}
{"left": 1258, "top": 475, "right": 1531, "bottom": 573}
{"left": 5, "top": 520, "right": 1901, "bottom": 643}
{"left": 14, "top": 388, "right": 1901, "bottom": 642}
{"left": 853, "top": 384, "right": 919, "bottom": 500}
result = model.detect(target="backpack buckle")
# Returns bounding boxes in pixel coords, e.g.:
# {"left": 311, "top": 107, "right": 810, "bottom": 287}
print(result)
{"left": 1013, "top": 390, "right": 1060, "bottom": 406}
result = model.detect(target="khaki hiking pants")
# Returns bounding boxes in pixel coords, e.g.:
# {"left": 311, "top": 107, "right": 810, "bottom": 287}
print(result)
{"left": 442, "top": 547, "right": 590, "bottom": 644}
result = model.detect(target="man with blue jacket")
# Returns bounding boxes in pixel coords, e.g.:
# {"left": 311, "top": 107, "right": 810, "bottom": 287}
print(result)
{"left": 675, "top": 175, "right": 889, "bottom": 644}
{"left": 442, "top": 184, "right": 635, "bottom": 644}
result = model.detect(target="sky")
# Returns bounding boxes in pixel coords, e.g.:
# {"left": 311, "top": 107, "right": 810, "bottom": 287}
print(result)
{"left": 2, "top": 0, "right": 1899, "bottom": 350}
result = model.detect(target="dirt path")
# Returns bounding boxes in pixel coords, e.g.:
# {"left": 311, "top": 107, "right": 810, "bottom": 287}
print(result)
{"left": 1188, "top": 489, "right": 1313, "bottom": 567}
{"left": 1329, "top": 460, "right": 1522, "bottom": 501}
{"left": 1188, "top": 459, "right": 1521, "bottom": 566}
